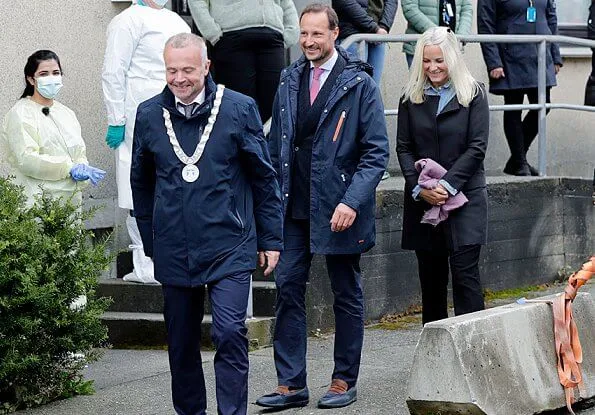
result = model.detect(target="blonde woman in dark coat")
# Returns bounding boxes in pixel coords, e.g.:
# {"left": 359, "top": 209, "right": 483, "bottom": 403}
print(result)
{"left": 397, "top": 27, "right": 489, "bottom": 324}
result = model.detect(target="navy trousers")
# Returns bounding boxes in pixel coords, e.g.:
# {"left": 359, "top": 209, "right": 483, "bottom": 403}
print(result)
{"left": 273, "top": 218, "right": 364, "bottom": 389}
{"left": 162, "top": 272, "right": 250, "bottom": 415}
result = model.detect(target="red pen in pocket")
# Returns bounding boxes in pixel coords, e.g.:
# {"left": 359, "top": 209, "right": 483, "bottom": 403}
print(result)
{"left": 332, "top": 111, "right": 346, "bottom": 142}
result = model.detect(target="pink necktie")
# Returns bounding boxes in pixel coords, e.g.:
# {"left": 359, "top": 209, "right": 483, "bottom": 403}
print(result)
{"left": 310, "top": 67, "right": 324, "bottom": 105}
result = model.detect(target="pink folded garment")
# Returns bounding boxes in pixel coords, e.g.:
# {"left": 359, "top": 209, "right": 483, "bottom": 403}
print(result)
{"left": 414, "top": 158, "right": 468, "bottom": 226}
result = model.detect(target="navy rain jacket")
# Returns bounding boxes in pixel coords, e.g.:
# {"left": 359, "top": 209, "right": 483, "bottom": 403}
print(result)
{"left": 131, "top": 76, "right": 284, "bottom": 287}
{"left": 268, "top": 47, "right": 389, "bottom": 254}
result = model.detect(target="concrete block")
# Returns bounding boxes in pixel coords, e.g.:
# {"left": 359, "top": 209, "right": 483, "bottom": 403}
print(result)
{"left": 406, "top": 292, "right": 595, "bottom": 415}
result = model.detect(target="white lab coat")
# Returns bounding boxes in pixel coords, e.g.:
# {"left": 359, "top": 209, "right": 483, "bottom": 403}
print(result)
{"left": 102, "top": 4, "right": 190, "bottom": 209}
{"left": 0, "top": 98, "right": 88, "bottom": 207}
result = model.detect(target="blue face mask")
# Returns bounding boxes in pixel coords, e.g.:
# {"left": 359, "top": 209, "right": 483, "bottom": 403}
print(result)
{"left": 153, "top": 0, "right": 169, "bottom": 6}
{"left": 36, "top": 75, "right": 63, "bottom": 99}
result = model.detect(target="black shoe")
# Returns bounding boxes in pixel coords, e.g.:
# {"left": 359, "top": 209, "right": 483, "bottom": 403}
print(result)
{"left": 527, "top": 164, "right": 539, "bottom": 176}
{"left": 503, "top": 162, "right": 531, "bottom": 176}
{"left": 255, "top": 386, "right": 309, "bottom": 409}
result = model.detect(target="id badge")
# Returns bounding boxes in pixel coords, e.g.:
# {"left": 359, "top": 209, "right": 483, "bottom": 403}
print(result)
{"left": 526, "top": 6, "right": 536, "bottom": 22}
{"left": 446, "top": 3, "right": 454, "bottom": 17}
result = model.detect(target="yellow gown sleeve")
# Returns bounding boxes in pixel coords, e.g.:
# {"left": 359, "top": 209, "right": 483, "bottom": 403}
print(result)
{"left": 2, "top": 107, "right": 74, "bottom": 181}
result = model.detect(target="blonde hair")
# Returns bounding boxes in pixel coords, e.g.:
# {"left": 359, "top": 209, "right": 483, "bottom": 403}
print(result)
{"left": 403, "top": 27, "right": 480, "bottom": 107}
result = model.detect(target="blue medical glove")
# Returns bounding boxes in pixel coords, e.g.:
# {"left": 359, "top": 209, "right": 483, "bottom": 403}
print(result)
{"left": 86, "top": 165, "right": 106, "bottom": 186}
{"left": 105, "top": 125, "right": 125, "bottom": 149}
{"left": 70, "top": 164, "right": 106, "bottom": 186}
{"left": 70, "top": 163, "right": 90, "bottom": 182}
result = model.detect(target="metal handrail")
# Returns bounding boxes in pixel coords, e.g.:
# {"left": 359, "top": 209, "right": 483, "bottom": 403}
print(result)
{"left": 341, "top": 34, "right": 595, "bottom": 176}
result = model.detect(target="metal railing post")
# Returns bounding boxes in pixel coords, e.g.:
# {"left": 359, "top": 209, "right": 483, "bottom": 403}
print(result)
{"left": 358, "top": 41, "right": 366, "bottom": 60}
{"left": 537, "top": 40, "right": 547, "bottom": 176}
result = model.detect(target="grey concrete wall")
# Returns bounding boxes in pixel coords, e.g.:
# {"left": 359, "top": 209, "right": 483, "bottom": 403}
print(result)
{"left": 297, "top": 177, "right": 594, "bottom": 331}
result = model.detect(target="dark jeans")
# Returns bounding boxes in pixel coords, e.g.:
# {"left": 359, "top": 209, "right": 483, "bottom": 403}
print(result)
{"left": 163, "top": 273, "right": 250, "bottom": 415}
{"left": 414, "top": 227, "right": 485, "bottom": 325}
{"left": 502, "top": 87, "right": 551, "bottom": 167}
{"left": 273, "top": 218, "right": 364, "bottom": 389}
{"left": 212, "top": 27, "right": 285, "bottom": 123}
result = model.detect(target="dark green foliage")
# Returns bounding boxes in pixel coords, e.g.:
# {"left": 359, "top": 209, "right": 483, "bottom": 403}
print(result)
{"left": 0, "top": 177, "right": 112, "bottom": 414}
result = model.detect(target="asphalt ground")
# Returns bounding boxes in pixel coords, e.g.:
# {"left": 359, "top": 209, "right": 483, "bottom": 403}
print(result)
{"left": 18, "top": 281, "right": 595, "bottom": 415}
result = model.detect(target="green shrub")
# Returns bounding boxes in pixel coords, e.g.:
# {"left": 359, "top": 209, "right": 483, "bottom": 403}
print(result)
{"left": 0, "top": 177, "right": 112, "bottom": 414}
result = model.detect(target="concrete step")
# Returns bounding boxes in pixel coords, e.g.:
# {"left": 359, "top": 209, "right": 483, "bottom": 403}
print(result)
{"left": 102, "top": 311, "right": 275, "bottom": 349}
{"left": 98, "top": 278, "right": 277, "bottom": 317}
{"left": 117, "top": 251, "right": 270, "bottom": 281}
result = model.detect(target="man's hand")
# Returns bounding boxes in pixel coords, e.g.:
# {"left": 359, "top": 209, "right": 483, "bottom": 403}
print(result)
{"left": 489, "top": 67, "right": 505, "bottom": 79}
{"left": 258, "top": 250, "right": 280, "bottom": 277}
{"left": 555, "top": 64, "right": 561, "bottom": 75}
{"left": 419, "top": 184, "right": 449, "bottom": 206}
{"left": 330, "top": 203, "right": 357, "bottom": 232}
{"left": 376, "top": 27, "right": 388, "bottom": 35}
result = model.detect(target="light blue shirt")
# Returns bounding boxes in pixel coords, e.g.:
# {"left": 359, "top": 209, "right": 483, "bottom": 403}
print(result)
{"left": 424, "top": 81, "right": 457, "bottom": 115}
{"left": 309, "top": 49, "right": 339, "bottom": 89}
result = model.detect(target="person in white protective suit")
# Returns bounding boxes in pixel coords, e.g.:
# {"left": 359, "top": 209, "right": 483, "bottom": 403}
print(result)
{"left": 102, "top": 0, "right": 190, "bottom": 284}
{"left": 1, "top": 50, "right": 105, "bottom": 208}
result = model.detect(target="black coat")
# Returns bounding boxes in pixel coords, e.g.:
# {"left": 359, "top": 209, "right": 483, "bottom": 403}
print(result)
{"left": 478, "top": 0, "right": 562, "bottom": 94}
{"left": 589, "top": 0, "right": 595, "bottom": 40}
{"left": 334, "top": 0, "right": 379, "bottom": 40}
{"left": 368, "top": 0, "right": 398, "bottom": 31}
{"left": 396, "top": 87, "right": 489, "bottom": 251}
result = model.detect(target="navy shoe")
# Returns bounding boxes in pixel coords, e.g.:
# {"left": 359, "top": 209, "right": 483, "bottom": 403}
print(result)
{"left": 317, "top": 379, "right": 357, "bottom": 409}
{"left": 255, "top": 386, "right": 309, "bottom": 409}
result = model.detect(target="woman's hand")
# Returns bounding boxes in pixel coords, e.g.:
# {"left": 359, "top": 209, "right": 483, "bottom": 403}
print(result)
{"left": 489, "top": 67, "right": 505, "bottom": 79}
{"left": 419, "top": 185, "right": 449, "bottom": 206}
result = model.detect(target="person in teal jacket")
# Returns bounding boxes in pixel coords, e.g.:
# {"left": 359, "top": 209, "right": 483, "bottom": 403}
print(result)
{"left": 402, "top": 0, "right": 473, "bottom": 67}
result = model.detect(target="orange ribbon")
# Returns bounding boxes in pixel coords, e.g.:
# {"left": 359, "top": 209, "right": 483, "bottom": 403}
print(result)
{"left": 551, "top": 256, "right": 594, "bottom": 414}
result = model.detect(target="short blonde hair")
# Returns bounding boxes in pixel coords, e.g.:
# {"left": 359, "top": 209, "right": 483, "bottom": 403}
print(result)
{"left": 403, "top": 27, "right": 480, "bottom": 107}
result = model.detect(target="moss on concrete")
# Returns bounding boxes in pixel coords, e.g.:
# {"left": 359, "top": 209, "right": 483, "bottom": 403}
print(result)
{"left": 483, "top": 284, "right": 551, "bottom": 302}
